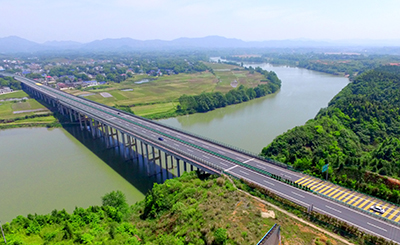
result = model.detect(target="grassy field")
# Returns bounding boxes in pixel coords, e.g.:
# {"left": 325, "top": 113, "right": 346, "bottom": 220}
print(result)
{"left": 0, "top": 94, "right": 58, "bottom": 126}
{"left": 0, "top": 90, "right": 29, "bottom": 100}
{"left": 66, "top": 62, "right": 266, "bottom": 118}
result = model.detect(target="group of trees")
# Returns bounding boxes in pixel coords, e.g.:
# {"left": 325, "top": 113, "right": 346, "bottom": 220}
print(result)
{"left": 177, "top": 68, "right": 281, "bottom": 114}
{"left": 0, "top": 173, "right": 276, "bottom": 245}
{"left": 0, "top": 76, "right": 21, "bottom": 90}
{"left": 261, "top": 66, "right": 400, "bottom": 203}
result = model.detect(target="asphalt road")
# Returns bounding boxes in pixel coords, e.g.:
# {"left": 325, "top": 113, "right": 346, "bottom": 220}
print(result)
{"left": 12, "top": 75, "right": 400, "bottom": 243}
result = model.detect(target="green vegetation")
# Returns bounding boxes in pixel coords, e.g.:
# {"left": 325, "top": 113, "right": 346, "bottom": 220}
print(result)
{"left": 228, "top": 53, "right": 400, "bottom": 80}
{"left": 0, "top": 173, "right": 346, "bottom": 245}
{"left": 0, "top": 76, "right": 21, "bottom": 90}
{"left": 0, "top": 90, "right": 28, "bottom": 100}
{"left": 177, "top": 66, "right": 280, "bottom": 114}
{"left": 261, "top": 66, "right": 400, "bottom": 203}
{"left": 66, "top": 63, "right": 276, "bottom": 119}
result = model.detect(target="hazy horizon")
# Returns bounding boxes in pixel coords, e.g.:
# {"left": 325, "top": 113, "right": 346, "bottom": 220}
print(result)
{"left": 1, "top": 0, "right": 400, "bottom": 43}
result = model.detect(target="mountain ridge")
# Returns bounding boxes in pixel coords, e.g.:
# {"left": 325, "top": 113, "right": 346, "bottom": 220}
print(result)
{"left": 1, "top": 35, "right": 400, "bottom": 53}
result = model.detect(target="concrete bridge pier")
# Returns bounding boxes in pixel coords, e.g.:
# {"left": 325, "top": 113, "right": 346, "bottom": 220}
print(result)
{"left": 143, "top": 143, "right": 150, "bottom": 175}
{"left": 104, "top": 124, "right": 111, "bottom": 148}
{"left": 69, "top": 108, "right": 73, "bottom": 122}
{"left": 176, "top": 158, "right": 181, "bottom": 177}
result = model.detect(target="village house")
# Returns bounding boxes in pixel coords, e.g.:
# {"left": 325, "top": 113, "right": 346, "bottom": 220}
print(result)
{"left": 0, "top": 87, "right": 13, "bottom": 94}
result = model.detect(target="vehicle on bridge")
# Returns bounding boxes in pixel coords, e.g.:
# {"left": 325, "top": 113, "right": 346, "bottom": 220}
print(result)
{"left": 370, "top": 205, "right": 385, "bottom": 214}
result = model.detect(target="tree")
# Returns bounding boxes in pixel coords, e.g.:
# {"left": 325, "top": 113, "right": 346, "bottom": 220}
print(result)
{"left": 102, "top": 190, "right": 128, "bottom": 213}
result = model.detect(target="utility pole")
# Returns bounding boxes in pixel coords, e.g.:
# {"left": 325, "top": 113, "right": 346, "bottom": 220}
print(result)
{"left": 0, "top": 221, "right": 6, "bottom": 244}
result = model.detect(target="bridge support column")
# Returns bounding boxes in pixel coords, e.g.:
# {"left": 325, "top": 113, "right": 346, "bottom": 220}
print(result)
{"left": 152, "top": 146, "right": 157, "bottom": 175}
{"left": 176, "top": 158, "right": 181, "bottom": 177}
{"left": 126, "top": 135, "right": 134, "bottom": 160}
{"left": 69, "top": 109, "right": 73, "bottom": 122}
{"left": 78, "top": 114, "right": 83, "bottom": 130}
{"left": 191, "top": 164, "right": 194, "bottom": 171}
{"left": 94, "top": 121, "right": 100, "bottom": 138}
{"left": 144, "top": 143, "right": 150, "bottom": 175}
{"left": 121, "top": 133, "right": 127, "bottom": 159}
{"left": 104, "top": 125, "right": 110, "bottom": 148}
{"left": 90, "top": 119, "right": 96, "bottom": 138}
{"left": 83, "top": 116, "right": 88, "bottom": 131}
{"left": 184, "top": 162, "right": 187, "bottom": 172}
{"left": 116, "top": 130, "right": 120, "bottom": 147}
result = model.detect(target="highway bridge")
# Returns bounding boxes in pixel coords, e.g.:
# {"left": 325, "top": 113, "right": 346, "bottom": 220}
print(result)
{"left": 4, "top": 73, "right": 400, "bottom": 243}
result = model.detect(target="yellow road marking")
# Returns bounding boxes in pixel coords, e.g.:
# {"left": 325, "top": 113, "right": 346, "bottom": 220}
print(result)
{"left": 35, "top": 83, "right": 42, "bottom": 86}
{"left": 357, "top": 198, "right": 373, "bottom": 209}
{"left": 310, "top": 182, "right": 325, "bottom": 190}
{"left": 327, "top": 188, "right": 341, "bottom": 197}
{"left": 364, "top": 201, "right": 380, "bottom": 211}
{"left": 382, "top": 205, "right": 395, "bottom": 218}
{"left": 332, "top": 189, "right": 346, "bottom": 199}
{"left": 388, "top": 208, "right": 400, "bottom": 220}
{"left": 295, "top": 177, "right": 306, "bottom": 184}
{"left": 321, "top": 187, "right": 336, "bottom": 195}
{"left": 318, "top": 184, "right": 334, "bottom": 194}
{"left": 346, "top": 193, "right": 362, "bottom": 204}
{"left": 337, "top": 192, "right": 351, "bottom": 201}
{"left": 394, "top": 213, "right": 400, "bottom": 222}
{"left": 351, "top": 196, "right": 367, "bottom": 206}
{"left": 300, "top": 179, "right": 315, "bottom": 186}
{"left": 304, "top": 180, "right": 321, "bottom": 188}
{"left": 313, "top": 182, "right": 327, "bottom": 192}
{"left": 297, "top": 177, "right": 312, "bottom": 185}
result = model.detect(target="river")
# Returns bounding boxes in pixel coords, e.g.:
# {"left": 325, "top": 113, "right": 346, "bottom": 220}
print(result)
{"left": 0, "top": 63, "right": 349, "bottom": 222}
{"left": 159, "top": 63, "right": 349, "bottom": 152}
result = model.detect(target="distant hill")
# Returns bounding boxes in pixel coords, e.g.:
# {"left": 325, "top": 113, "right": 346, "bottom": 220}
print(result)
{"left": 1, "top": 35, "right": 400, "bottom": 53}
{"left": 0, "top": 36, "right": 44, "bottom": 53}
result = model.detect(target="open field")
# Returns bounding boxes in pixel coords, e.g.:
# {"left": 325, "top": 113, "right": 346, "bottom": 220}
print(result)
{"left": 0, "top": 98, "right": 55, "bottom": 122}
{"left": 66, "top": 63, "right": 266, "bottom": 118}
{"left": 0, "top": 90, "right": 29, "bottom": 100}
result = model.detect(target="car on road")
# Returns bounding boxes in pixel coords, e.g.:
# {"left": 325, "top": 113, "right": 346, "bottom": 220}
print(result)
{"left": 158, "top": 137, "right": 164, "bottom": 141}
{"left": 370, "top": 205, "right": 385, "bottom": 214}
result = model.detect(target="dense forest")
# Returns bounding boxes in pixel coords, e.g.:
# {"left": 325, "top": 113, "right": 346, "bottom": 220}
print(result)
{"left": 261, "top": 66, "right": 400, "bottom": 203}
{"left": 177, "top": 67, "right": 281, "bottom": 114}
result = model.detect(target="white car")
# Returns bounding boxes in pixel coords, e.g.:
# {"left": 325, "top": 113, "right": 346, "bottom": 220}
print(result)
{"left": 370, "top": 205, "right": 385, "bottom": 214}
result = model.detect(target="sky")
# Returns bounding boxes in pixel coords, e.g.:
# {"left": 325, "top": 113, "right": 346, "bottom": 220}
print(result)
{"left": 1, "top": 0, "right": 400, "bottom": 43}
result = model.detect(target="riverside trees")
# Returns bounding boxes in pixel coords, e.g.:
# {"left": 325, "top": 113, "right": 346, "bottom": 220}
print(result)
{"left": 177, "top": 68, "right": 281, "bottom": 114}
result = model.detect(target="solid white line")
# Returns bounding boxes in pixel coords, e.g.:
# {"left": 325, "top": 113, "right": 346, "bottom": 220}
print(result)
{"left": 174, "top": 143, "right": 180, "bottom": 147}
{"left": 187, "top": 149, "right": 193, "bottom": 152}
{"left": 325, "top": 205, "right": 342, "bottom": 213}
{"left": 264, "top": 180, "right": 275, "bottom": 186}
{"left": 202, "top": 145, "right": 210, "bottom": 149}
{"left": 291, "top": 191, "right": 305, "bottom": 198}
{"left": 202, "top": 155, "right": 210, "bottom": 159}
{"left": 239, "top": 170, "right": 250, "bottom": 176}
{"left": 367, "top": 222, "right": 387, "bottom": 232}
{"left": 225, "top": 165, "right": 237, "bottom": 171}
{"left": 243, "top": 158, "right": 255, "bottom": 164}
